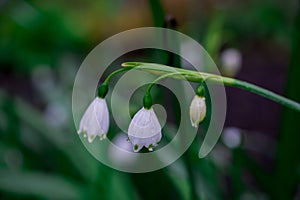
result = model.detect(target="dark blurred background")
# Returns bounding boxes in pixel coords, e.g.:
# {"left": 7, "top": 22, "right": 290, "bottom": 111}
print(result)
{"left": 1, "top": 0, "right": 300, "bottom": 199}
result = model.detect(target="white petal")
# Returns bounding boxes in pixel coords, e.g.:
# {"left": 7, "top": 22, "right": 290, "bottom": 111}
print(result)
{"left": 128, "top": 107, "right": 162, "bottom": 152}
{"left": 78, "top": 98, "right": 97, "bottom": 134}
{"left": 128, "top": 108, "right": 161, "bottom": 138}
{"left": 129, "top": 133, "right": 161, "bottom": 152}
{"left": 189, "top": 95, "right": 206, "bottom": 128}
{"left": 94, "top": 98, "right": 110, "bottom": 137}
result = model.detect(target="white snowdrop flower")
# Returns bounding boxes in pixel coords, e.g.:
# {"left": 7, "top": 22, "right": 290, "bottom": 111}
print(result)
{"left": 78, "top": 97, "right": 109, "bottom": 143}
{"left": 189, "top": 95, "right": 206, "bottom": 128}
{"left": 220, "top": 48, "right": 242, "bottom": 76}
{"left": 128, "top": 107, "right": 162, "bottom": 152}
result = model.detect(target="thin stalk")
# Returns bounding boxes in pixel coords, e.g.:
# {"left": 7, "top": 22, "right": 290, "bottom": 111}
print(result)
{"left": 146, "top": 71, "right": 188, "bottom": 94}
{"left": 98, "top": 68, "right": 132, "bottom": 98}
{"left": 122, "top": 62, "right": 300, "bottom": 112}
{"left": 104, "top": 68, "right": 131, "bottom": 84}
{"left": 144, "top": 71, "right": 199, "bottom": 199}
{"left": 271, "top": 1, "right": 300, "bottom": 199}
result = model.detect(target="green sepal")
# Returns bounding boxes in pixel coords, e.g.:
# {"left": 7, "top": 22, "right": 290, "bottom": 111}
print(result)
{"left": 143, "top": 93, "right": 152, "bottom": 109}
{"left": 196, "top": 83, "right": 205, "bottom": 97}
{"left": 97, "top": 83, "right": 108, "bottom": 98}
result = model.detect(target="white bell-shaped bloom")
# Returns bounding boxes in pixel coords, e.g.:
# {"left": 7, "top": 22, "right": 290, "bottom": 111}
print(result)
{"left": 78, "top": 97, "right": 109, "bottom": 143}
{"left": 128, "top": 107, "right": 162, "bottom": 152}
{"left": 189, "top": 95, "right": 206, "bottom": 128}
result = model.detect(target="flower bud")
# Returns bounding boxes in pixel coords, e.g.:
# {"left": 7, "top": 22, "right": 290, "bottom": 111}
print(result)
{"left": 189, "top": 95, "right": 206, "bottom": 128}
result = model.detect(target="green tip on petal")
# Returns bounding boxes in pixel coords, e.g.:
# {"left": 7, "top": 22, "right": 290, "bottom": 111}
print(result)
{"left": 88, "top": 134, "right": 95, "bottom": 143}
{"left": 99, "top": 134, "right": 106, "bottom": 140}
{"left": 134, "top": 144, "right": 139, "bottom": 151}
{"left": 148, "top": 144, "right": 154, "bottom": 151}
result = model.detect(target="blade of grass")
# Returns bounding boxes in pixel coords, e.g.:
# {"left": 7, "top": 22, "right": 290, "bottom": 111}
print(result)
{"left": 10, "top": 95, "right": 99, "bottom": 181}
{"left": 148, "top": 0, "right": 165, "bottom": 27}
{"left": 130, "top": 3, "right": 185, "bottom": 200}
{"left": 271, "top": 1, "right": 300, "bottom": 199}
{"left": 0, "top": 170, "right": 84, "bottom": 199}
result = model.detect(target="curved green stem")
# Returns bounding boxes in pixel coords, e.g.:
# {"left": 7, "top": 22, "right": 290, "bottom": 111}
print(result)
{"left": 98, "top": 67, "right": 132, "bottom": 98}
{"left": 146, "top": 71, "right": 188, "bottom": 94}
{"left": 122, "top": 62, "right": 300, "bottom": 112}
{"left": 104, "top": 67, "right": 132, "bottom": 84}
{"left": 223, "top": 78, "right": 300, "bottom": 112}
{"left": 143, "top": 71, "right": 188, "bottom": 109}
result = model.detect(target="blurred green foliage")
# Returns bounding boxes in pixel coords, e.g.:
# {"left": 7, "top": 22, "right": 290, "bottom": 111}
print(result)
{"left": 0, "top": 0, "right": 299, "bottom": 199}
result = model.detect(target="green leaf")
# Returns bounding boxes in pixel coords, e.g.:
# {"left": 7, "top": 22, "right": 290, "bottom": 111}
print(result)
{"left": 0, "top": 170, "right": 83, "bottom": 199}
{"left": 0, "top": 91, "right": 99, "bottom": 182}
{"left": 148, "top": 0, "right": 165, "bottom": 27}
{"left": 271, "top": 1, "right": 300, "bottom": 199}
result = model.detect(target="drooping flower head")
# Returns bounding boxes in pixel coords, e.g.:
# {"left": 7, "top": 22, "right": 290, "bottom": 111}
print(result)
{"left": 128, "top": 93, "right": 162, "bottom": 152}
{"left": 189, "top": 84, "right": 207, "bottom": 128}
{"left": 77, "top": 83, "right": 110, "bottom": 142}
